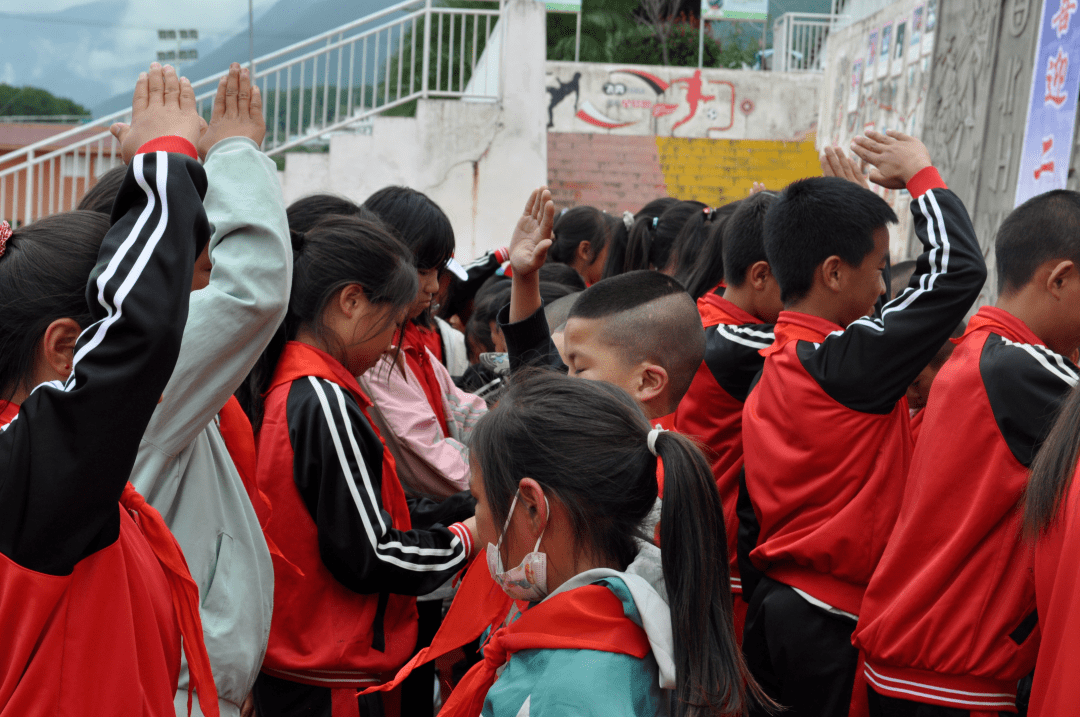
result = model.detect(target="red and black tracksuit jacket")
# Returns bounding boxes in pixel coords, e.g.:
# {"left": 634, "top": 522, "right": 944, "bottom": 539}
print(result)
{"left": 854, "top": 307, "right": 1077, "bottom": 712}
{"left": 256, "top": 341, "right": 474, "bottom": 703}
{"left": 0, "top": 148, "right": 211, "bottom": 716}
{"left": 675, "top": 294, "right": 773, "bottom": 600}
{"left": 740, "top": 168, "right": 986, "bottom": 618}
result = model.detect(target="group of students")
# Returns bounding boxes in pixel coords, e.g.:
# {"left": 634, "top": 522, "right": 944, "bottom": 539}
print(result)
{"left": 3, "top": 59, "right": 1080, "bottom": 717}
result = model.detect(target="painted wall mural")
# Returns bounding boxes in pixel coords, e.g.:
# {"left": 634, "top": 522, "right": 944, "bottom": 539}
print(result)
{"left": 545, "top": 61, "right": 820, "bottom": 140}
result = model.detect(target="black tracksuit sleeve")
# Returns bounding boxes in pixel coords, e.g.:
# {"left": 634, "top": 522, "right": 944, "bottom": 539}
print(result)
{"left": 0, "top": 151, "right": 209, "bottom": 575}
{"left": 286, "top": 376, "right": 471, "bottom": 596}
{"left": 800, "top": 187, "right": 988, "bottom": 414}
{"left": 497, "top": 303, "right": 568, "bottom": 374}
{"left": 981, "top": 334, "right": 1079, "bottom": 467}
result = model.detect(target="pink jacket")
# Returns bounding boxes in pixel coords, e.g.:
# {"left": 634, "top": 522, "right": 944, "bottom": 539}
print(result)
{"left": 359, "top": 348, "right": 487, "bottom": 499}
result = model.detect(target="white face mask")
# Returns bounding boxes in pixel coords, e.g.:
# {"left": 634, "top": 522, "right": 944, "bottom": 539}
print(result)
{"left": 486, "top": 491, "right": 550, "bottom": 601}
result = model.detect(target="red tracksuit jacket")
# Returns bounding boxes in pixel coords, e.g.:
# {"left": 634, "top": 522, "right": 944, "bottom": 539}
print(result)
{"left": 740, "top": 169, "right": 986, "bottom": 616}
{"left": 675, "top": 294, "right": 773, "bottom": 597}
{"left": 0, "top": 148, "right": 211, "bottom": 716}
{"left": 1030, "top": 463, "right": 1080, "bottom": 717}
{"left": 854, "top": 307, "right": 1077, "bottom": 711}
{"left": 257, "top": 341, "right": 474, "bottom": 693}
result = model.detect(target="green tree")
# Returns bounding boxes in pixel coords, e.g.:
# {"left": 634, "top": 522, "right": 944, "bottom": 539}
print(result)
{"left": 0, "top": 84, "right": 90, "bottom": 117}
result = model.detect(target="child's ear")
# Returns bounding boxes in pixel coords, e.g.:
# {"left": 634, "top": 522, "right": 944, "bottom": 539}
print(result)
{"left": 576, "top": 240, "right": 593, "bottom": 264}
{"left": 40, "top": 318, "right": 82, "bottom": 380}
{"left": 337, "top": 284, "right": 367, "bottom": 317}
{"left": 1047, "top": 260, "right": 1076, "bottom": 298}
{"left": 749, "top": 261, "right": 771, "bottom": 290}
{"left": 517, "top": 478, "right": 549, "bottom": 532}
{"left": 821, "top": 256, "right": 844, "bottom": 293}
{"left": 637, "top": 364, "right": 669, "bottom": 406}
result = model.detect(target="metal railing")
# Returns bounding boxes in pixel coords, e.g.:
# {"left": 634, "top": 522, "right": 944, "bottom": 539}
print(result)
{"left": 0, "top": 0, "right": 503, "bottom": 225}
{"left": 770, "top": 13, "right": 846, "bottom": 72}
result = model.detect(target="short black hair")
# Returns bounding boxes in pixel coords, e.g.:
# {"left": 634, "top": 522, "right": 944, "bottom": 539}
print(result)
{"left": 287, "top": 194, "right": 364, "bottom": 234}
{"left": 723, "top": 192, "right": 776, "bottom": 288}
{"left": 364, "top": 186, "right": 455, "bottom": 271}
{"left": 763, "top": 177, "right": 897, "bottom": 304}
{"left": 77, "top": 166, "right": 127, "bottom": 216}
{"left": 996, "top": 190, "right": 1080, "bottom": 294}
{"left": 569, "top": 270, "right": 705, "bottom": 409}
{"left": 539, "top": 261, "right": 587, "bottom": 291}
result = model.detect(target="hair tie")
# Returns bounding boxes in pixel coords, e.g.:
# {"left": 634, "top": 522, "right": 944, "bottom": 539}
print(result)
{"left": 0, "top": 221, "right": 11, "bottom": 258}
{"left": 651, "top": 216, "right": 659, "bottom": 230}
{"left": 647, "top": 426, "right": 667, "bottom": 457}
{"left": 622, "top": 211, "right": 634, "bottom": 231}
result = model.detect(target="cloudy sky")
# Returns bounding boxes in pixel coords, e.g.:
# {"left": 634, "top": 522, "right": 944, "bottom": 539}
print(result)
{"left": 0, "top": 0, "right": 279, "bottom": 107}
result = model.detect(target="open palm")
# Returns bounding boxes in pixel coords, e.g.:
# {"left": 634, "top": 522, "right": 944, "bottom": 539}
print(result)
{"left": 510, "top": 187, "right": 556, "bottom": 278}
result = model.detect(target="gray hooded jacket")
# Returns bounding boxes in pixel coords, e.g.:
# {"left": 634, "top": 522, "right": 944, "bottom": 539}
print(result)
{"left": 127, "top": 137, "right": 291, "bottom": 717}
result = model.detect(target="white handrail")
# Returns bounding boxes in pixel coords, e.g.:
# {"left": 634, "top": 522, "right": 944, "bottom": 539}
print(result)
{"left": 0, "top": 0, "right": 502, "bottom": 225}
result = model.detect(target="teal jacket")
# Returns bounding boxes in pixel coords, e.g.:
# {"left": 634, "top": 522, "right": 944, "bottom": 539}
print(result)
{"left": 482, "top": 544, "right": 674, "bottom": 717}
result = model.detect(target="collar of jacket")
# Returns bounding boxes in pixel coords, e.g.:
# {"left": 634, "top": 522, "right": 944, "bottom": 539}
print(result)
{"left": 957, "top": 305, "right": 1043, "bottom": 347}
{"left": 268, "top": 341, "right": 372, "bottom": 408}
{"left": 762, "top": 310, "right": 844, "bottom": 357}
{"left": 697, "top": 293, "right": 762, "bottom": 326}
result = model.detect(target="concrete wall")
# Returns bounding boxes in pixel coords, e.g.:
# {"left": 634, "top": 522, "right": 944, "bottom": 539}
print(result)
{"left": 545, "top": 61, "right": 823, "bottom": 210}
{"left": 817, "top": 0, "right": 937, "bottom": 263}
{"left": 278, "top": 0, "right": 547, "bottom": 263}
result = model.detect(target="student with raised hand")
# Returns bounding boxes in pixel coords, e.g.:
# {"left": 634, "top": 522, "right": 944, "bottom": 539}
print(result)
{"left": 122, "top": 61, "right": 291, "bottom": 717}
{"left": 449, "top": 371, "right": 766, "bottom": 717}
{"left": 853, "top": 190, "right": 1080, "bottom": 716}
{"left": 739, "top": 129, "right": 986, "bottom": 717}
{"left": 673, "top": 191, "right": 781, "bottom": 636}
{"left": 0, "top": 63, "right": 218, "bottom": 716}
{"left": 499, "top": 189, "right": 706, "bottom": 432}
{"left": 1024, "top": 383, "right": 1080, "bottom": 717}
{"left": 249, "top": 215, "right": 478, "bottom": 717}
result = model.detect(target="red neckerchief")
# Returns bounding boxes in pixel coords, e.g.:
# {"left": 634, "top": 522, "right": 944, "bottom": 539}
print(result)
{"left": 761, "top": 311, "right": 843, "bottom": 358}
{"left": 955, "top": 305, "right": 1044, "bottom": 347}
{"left": 120, "top": 484, "right": 221, "bottom": 717}
{"left": 0, "top": 399, "right": 220, "bottom": 716}
{"left": 361, "top": 555, "right": 517, "bottom": 699}
{"left": 401, "top": 322, "right": 451, "bottom": 438}
{"left": 697, "top": 292, "right": 760, "bottom": 328}
{"left": 0, "top": 400, "right": 18, "bottom": 426}
{"left": 440, "top": 581, "right": 650, "bottom": 717}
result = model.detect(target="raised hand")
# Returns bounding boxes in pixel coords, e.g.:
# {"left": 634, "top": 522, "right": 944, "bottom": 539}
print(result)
{"left": 850, "top": 129, "right": 932, "bottom": 190}
{"left": 110, "top": 63, "right": 206, "bottom": 163}
{"left": 509, "top": 187, "right": 555, "bottom": 280}
{"left": 197, "top": 62, "right": 266, "bottom": 160}
{"left": 820, "top": 145, "right": 869, "bottom": 189}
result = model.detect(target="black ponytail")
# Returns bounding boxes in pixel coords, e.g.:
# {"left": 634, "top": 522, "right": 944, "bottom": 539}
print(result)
{"left": 470, "top": 371, "right": 769, "bottom": 717}
{"left": 0, "top": 211, "right": 110, "bottom": 403}
{"left": 675, "top": 201, "right": 741, "bottom": 301}
{"left": 1025, "top": 383, "right": 1080, "bottom": 537}
{"left": 238, "top": 214, "right": 419, "bottom": 431}
{"left": 654, "top": 429, "right": 771, "bottom": 716}
{"left": 624, "top": 200, "right": 705, "bottom": 273}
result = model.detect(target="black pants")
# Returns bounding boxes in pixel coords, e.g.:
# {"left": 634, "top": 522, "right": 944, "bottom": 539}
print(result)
{"left": 399, "top": 599, "right": 443, "bottom": 717}
{"left": 867, "top": 688, "right": 1012, "bottom": 717}
{"left": 744, "top": 576, "right": 859, "bottom": 717}
{"left": 253, "top": 672, "right": 386, "bottom": 717}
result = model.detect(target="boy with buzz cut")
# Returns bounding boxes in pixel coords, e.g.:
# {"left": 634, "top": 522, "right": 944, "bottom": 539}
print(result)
{"left": 497, "top": 187, "right": 706, "bottom": 428}
{"left": 674, "top": 190, "right": 782, "bottom": 636}
{"left": 853, "top": 190, "right": 1080, "bottom": 717}
{"left": 740, "top": 130, "right": 987, "bottom": 717}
